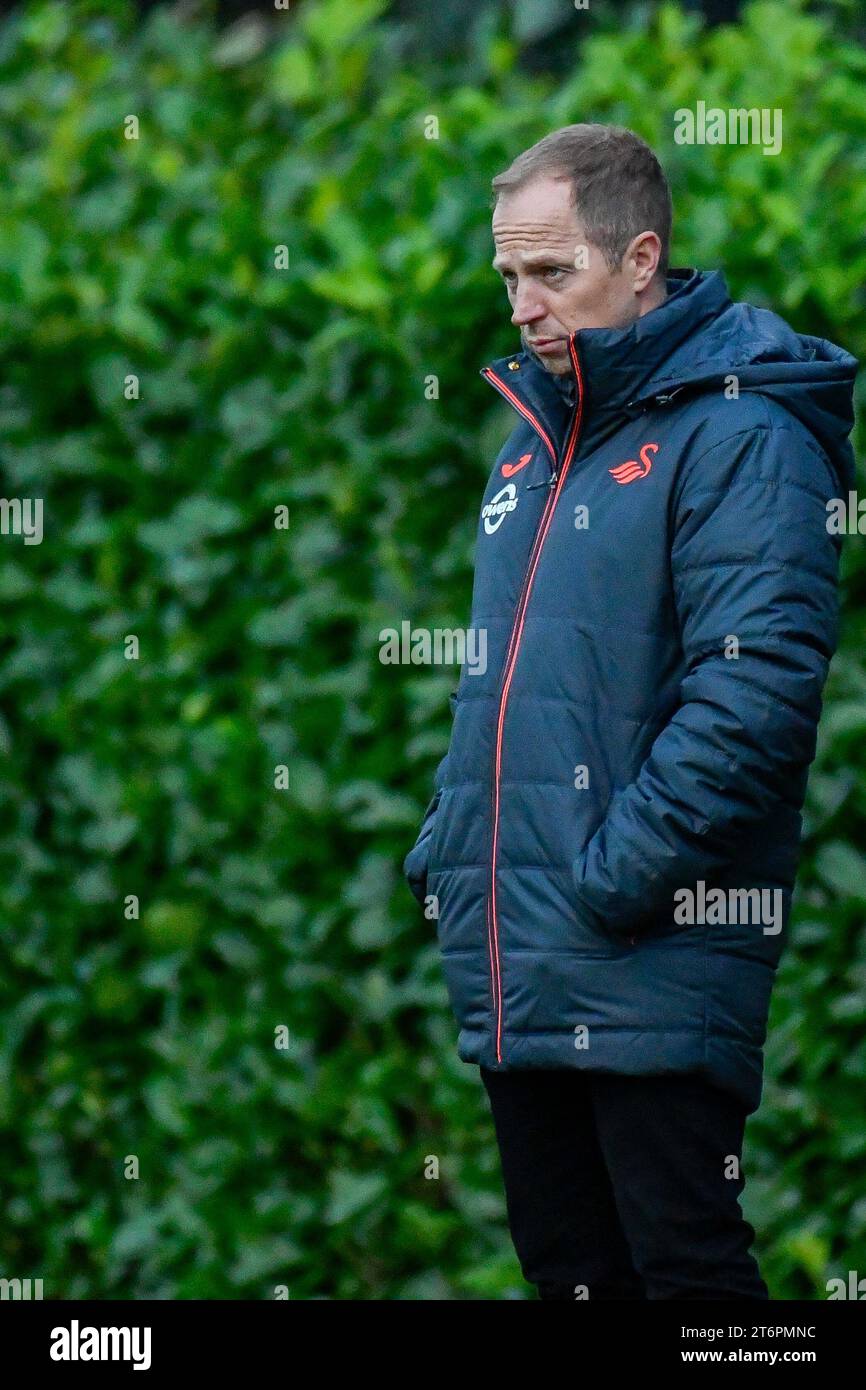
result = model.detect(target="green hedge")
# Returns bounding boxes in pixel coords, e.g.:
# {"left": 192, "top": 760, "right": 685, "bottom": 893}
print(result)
{"left": 0, "top": 0, "right": 864, "bottom": 1298}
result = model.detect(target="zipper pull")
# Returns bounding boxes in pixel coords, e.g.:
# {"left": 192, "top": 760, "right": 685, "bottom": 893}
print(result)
{"left": 655, "top": 386, "right": 685, "bottom": 406}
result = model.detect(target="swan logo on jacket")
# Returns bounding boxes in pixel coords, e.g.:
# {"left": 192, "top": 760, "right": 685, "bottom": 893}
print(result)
{"left": 482, "top": 483, "right": 519, "bottom": 534}
{"left": 609, "top": 442, "right": 659, "bottom": 484}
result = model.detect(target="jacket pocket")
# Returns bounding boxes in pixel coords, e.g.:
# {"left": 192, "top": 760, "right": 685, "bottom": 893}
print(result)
{"left": 403, "top": 784, "right": 445, "bottom": 906}
{"left": 403, "top": 689, "right": 457, "bottom": 906}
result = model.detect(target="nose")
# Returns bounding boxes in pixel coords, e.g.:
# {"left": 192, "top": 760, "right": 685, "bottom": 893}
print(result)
{"left": 510, "top": 282, "right": 548, "bottom": 328}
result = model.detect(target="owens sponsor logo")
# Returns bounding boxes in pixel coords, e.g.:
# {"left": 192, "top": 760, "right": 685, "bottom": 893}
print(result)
{"left": 482, "top": 482, "right": 519, "bottom": 534}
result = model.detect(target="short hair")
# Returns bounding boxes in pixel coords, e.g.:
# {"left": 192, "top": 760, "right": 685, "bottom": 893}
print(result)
{"left": 490, "top": 123, "right": 673, "bottom": 281}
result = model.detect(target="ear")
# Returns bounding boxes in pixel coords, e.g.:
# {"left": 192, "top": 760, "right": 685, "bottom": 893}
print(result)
{"left": 625, "top": 230, "right": 662, "bottom": 293}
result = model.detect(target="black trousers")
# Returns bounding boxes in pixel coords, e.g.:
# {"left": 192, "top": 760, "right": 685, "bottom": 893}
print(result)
{"left": 480, "top": 1065, "right": 769, "bottom": 1300}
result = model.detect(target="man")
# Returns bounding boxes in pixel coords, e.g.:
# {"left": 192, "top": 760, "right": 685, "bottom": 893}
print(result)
{"left": 403, "top": 123, "right": 857, "bottom": 1299}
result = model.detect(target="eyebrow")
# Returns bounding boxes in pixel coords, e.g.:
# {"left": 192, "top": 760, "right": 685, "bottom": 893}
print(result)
{"left": 491, "top": 254, "right": 568, "bottom": 271}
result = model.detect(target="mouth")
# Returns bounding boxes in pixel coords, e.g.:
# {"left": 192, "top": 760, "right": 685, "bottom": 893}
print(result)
{"left": 528, "top": 337, "right": 564, "bottom": 354}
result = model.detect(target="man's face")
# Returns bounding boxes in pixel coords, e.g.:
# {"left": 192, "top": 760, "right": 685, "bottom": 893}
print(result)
{"left": 491, "top": 174, "right": 664, "bottom": 375}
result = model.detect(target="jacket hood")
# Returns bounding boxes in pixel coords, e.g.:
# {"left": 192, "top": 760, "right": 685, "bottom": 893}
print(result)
{"left": 488, "top": 267, "right": 859, "bottom": 490}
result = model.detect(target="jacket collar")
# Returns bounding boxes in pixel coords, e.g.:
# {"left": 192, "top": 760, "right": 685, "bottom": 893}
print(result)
{"left": 480, "top": 268, "right": 732, "bottom": 457}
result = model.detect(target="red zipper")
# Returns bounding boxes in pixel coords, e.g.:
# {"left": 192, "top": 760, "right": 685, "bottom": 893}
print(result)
{"left": 480, "top": 369, "right": 559, "bottom": 470}
{"left": 480, "top": 370, "right": 557, "bottom": 681}
{"left": 482, "top": 342, "right": 586, "bottom": 1061}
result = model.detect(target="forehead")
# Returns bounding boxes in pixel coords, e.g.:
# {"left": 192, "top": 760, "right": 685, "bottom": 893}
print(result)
{"left": 491, "top": 175, "right": 584, "bottom": 266}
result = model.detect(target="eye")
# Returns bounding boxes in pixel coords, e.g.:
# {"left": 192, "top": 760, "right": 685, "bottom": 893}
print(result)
{"left": 499, "top": 266, "right": 567, "bottom": 286}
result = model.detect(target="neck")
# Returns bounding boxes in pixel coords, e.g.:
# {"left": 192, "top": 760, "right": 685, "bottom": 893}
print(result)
{"left": 638, "top": 278, "right": 668, "bottom": 318}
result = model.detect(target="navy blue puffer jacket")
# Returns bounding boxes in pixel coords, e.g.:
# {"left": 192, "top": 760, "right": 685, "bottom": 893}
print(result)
{"left": 403, "top": 267, "right": 858, "bottom": 1114}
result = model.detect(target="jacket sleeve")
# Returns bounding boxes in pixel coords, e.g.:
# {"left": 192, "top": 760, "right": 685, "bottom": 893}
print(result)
{"left": 571, "top": 421, "right": 844, "bottom": 937}
{"left": 402, "top": 749, "right": 449, "bottom": 906}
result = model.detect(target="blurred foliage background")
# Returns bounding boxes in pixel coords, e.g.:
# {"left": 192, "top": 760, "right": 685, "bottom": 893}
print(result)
{"left": 0, "top": 0, "right": 864, "bottom": 1299}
